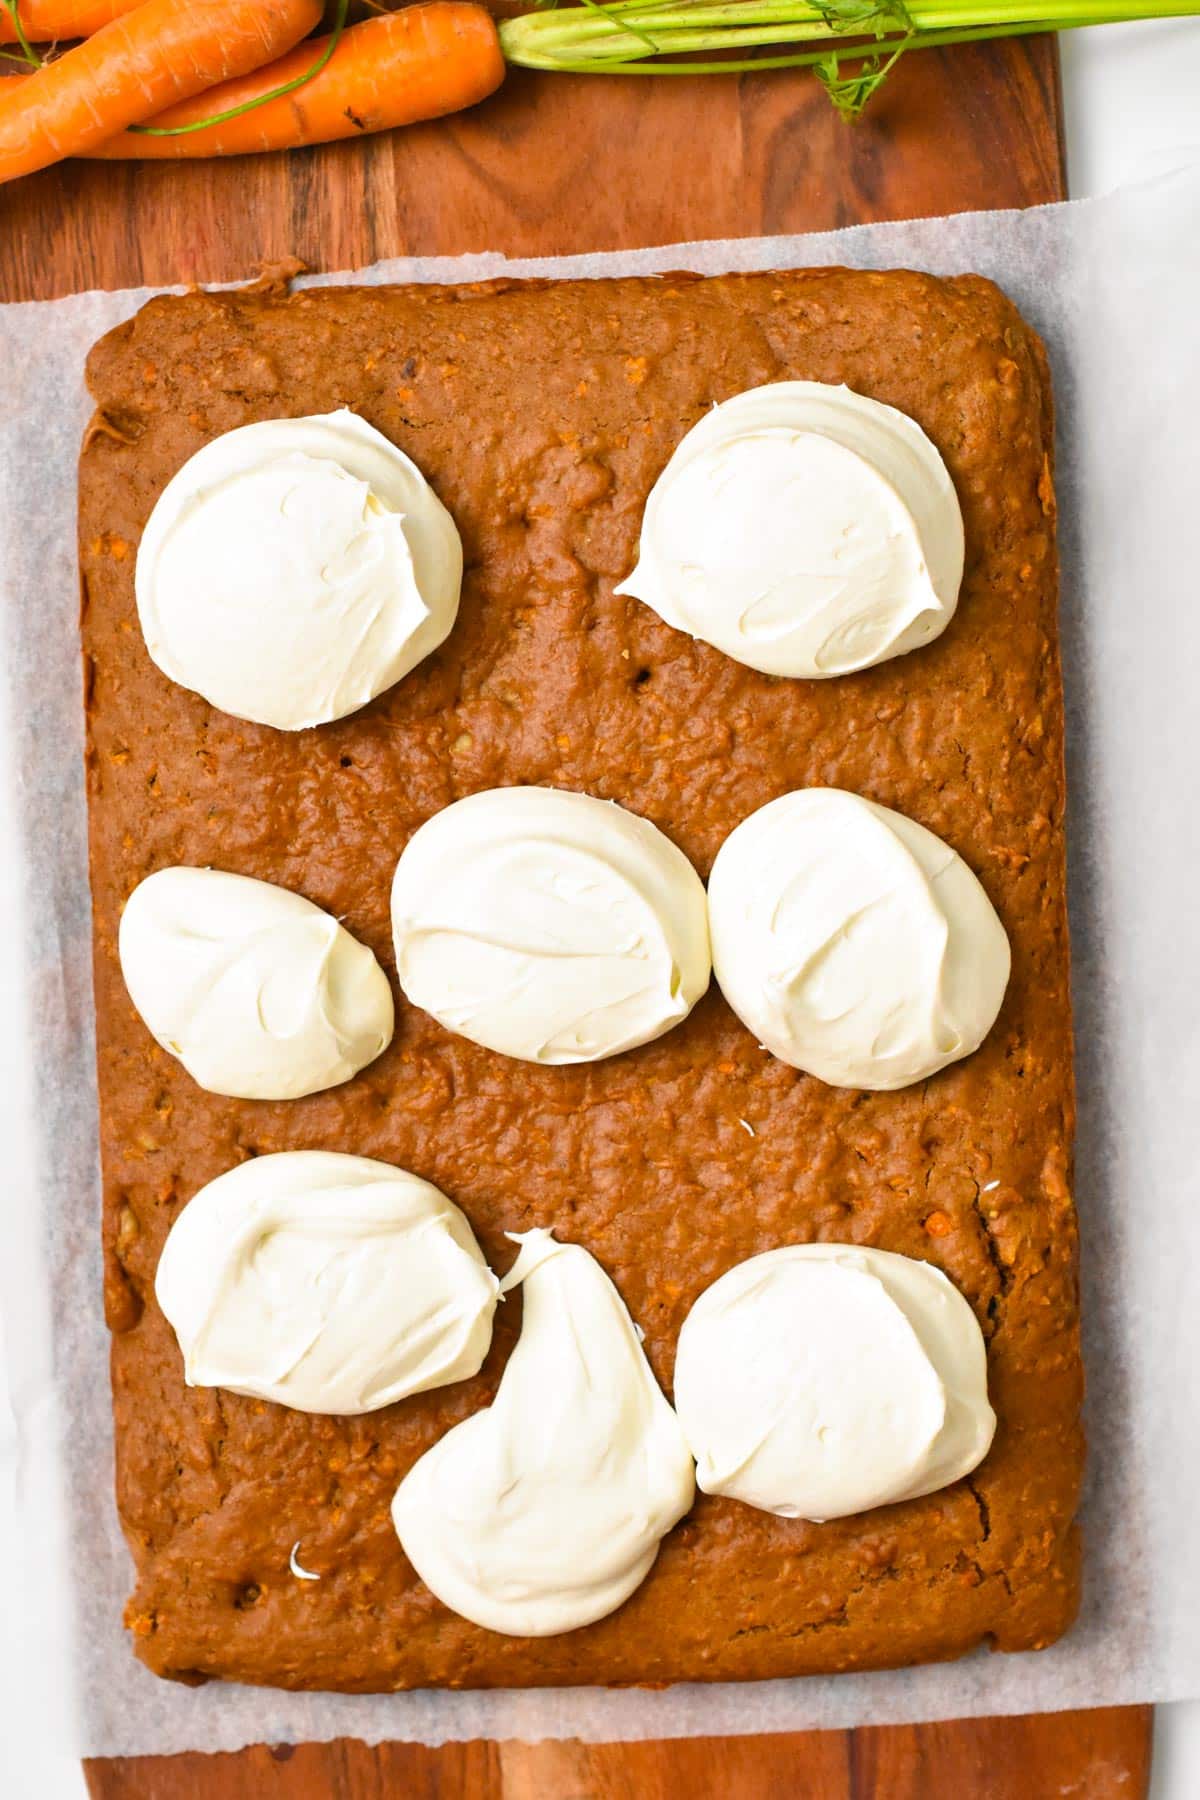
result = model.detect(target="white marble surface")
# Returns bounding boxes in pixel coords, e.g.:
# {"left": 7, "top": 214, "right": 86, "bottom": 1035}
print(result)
{"left": 1061, "top": 21, "right": 1200, "bottom": 198}
{"left": 4, "top": 20, "right": 1199, "bottom": 1795}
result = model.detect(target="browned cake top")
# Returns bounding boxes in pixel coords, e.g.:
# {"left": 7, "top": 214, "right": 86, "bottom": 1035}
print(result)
{"left": 79, "top": 267, "right": 1081, "bottom": 1692}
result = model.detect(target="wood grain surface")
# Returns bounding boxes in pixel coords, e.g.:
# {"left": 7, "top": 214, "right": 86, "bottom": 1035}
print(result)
{"left": 85, "top": 1707, "right": 1154, "bottom": 1799}
{"left": 0, "top": 39, "right": 1066, "bottom": 301}
{"left": 2, "top": 25, "right": 1148, "bottom": 1799}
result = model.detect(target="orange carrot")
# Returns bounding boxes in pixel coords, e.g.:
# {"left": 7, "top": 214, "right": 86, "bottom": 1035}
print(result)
{"left": 0, "top": 0, "right": 324, "bottom": 182}
{"left": 82, "top": 4, "right": 505, "bottom": 159}
{"left": 0, "top": 0, "right": 142, "bottom": 44}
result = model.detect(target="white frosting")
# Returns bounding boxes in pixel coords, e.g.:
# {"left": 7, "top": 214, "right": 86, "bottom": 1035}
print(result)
{"left": 708, "top": 788, "right": 1010, "bottom": 1089}
{"left": 390, "top": 787, "right": 711, "bottom": 1064}
{"left": 391, "top": 1231, "right": 695, "bottom": 1636}
{"left": 136, "top": 409, "right": 462, "bottom": 729}
{"left": 289, "top": 1544, "right": 320, "bottom": 1582}
{"left": 616, "top": 381, "right": 963, "bottom": 678}
{"left": 674, "top": 1243, "right": 995, "bottom": 1520}
{"left": 118, "top": 866, "right": 394, "bottom": 1101}
{"left": 155, "top": 1152, "right": 498, "bottom": 1415}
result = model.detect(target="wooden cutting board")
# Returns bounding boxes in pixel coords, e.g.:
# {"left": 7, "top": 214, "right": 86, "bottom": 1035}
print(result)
{"left": 3, "top": 36, "right": 1067, "bottom": 295}
{"left": 0, "top": 27, "right": 1150, "bottom": 1795}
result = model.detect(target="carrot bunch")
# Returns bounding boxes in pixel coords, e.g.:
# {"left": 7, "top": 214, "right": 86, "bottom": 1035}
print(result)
{"left": 0, "top": 0, "right": 505, "bottom": 183}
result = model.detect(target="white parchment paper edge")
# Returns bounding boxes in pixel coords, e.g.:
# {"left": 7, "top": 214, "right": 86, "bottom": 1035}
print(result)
{"left": 0, "top": 161, "right": 1197, "bottom": 1755}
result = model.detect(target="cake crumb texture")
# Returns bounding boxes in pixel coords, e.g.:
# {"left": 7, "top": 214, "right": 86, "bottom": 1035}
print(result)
{"left": 79, "top": 268, "right": 1082, "bottom": 1690}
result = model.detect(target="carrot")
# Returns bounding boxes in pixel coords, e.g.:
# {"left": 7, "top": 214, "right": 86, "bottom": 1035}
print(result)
{"left": 0, "top": 0, "right": 142, "bottom": 45}
{"left": 0, "top": 0, "right": 324, "bottom": 182}
{"left": 81, "top": 4, "right": 505, "bottom": 159}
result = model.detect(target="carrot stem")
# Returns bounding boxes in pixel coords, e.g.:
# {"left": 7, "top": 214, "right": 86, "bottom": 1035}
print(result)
{"left": 498, "top": 0, "right": 1200, "bottom": 112}
{"left": 0, "top": 0, "right": 41, "bottom": 65}
{"left": 500, "top": 0, "right": 1200, "bottom": 63}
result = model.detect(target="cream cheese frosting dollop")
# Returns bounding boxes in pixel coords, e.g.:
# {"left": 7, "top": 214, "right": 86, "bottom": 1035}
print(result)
{"left": 135, "top": 409, "right": 462, "bottom": 728}
{"left": 391, "top": 1230, "right": 695, "bottom": 1636}
{"left": 155, "top": 1152, "right": 499, "bottom": 1415}
{"left": 616, "top": 381, "right": 963, "bottom": 678}
{"left": 119, "top": 866, "right": 394, "bottom": 1100}
{"left": 708, "top": 788, "right": 1010, "bottom": 1089}
{"left": 674, "top": 1244, "right": 995, "bottom": 1520}
{"left": 390, "top": 787, "right": 711, "bottom": 1064}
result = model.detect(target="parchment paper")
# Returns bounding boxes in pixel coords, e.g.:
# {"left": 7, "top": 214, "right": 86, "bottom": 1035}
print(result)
{"left": 1, "top": 161, "right": 1197, "bottom": 1758}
